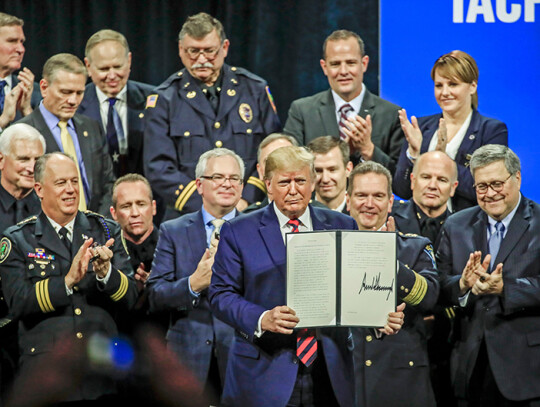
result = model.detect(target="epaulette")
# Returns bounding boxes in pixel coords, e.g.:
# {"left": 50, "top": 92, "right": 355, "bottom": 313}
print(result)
{"left": 228, "top": 66, "right": 266, "bottom": 83}
{"left": 16, "top": 215, "right": 37, "bottom": 227}
{"left": 155, "top": 70, "right": 185, "bottom": 90}
{"left": 398, "top": 231, "right": 421, "bottom": 239}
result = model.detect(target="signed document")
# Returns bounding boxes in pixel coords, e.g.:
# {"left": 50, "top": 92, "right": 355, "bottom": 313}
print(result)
{"left": 286, "top": 230, "right": 396, "bottom": 328}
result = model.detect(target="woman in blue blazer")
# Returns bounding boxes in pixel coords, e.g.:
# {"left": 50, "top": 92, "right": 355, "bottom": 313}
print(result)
{"left": 393, "top": 51, "right": 508, "bottom": 212}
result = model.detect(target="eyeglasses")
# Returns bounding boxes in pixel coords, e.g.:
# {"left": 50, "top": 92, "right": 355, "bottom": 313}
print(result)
{"left": 473, "top": 174, "right": 512, "bottom": 194}
{"left": 184, "top": 44, "right": 222, "bottom": 60}
{"left": 200, "top": 174, "right": 243, "bottom": 186}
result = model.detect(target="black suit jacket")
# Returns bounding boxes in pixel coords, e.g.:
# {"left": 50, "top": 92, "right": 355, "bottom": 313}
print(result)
{"left": 16, "top": 109, "right": 115, "bottom": 216}
{"left": 77, "top": 80, "right": 155, "bottom": 175}
{"left": 283, "top": 88, "right": 404, "bottom": 173}
{"left": 437, "top": 196, "right": 540, "bottom": 401}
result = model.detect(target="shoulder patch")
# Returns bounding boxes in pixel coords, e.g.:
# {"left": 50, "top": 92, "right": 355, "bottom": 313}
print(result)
{"left": 424, "top": 244, "right": 436, "bottom": 268}
{"left": 0, "top": 238, "right": 12, "bottom": 264}
{"left": 146, "top": 94, "right": 158, "bottom": 108}
{"left": 265, "top": 86, "right": 277, "bottom": 114}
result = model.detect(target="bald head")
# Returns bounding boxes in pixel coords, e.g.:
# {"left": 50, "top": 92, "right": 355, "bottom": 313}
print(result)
{"left": 411, "top": 151, "right": 458, "bottom": 217}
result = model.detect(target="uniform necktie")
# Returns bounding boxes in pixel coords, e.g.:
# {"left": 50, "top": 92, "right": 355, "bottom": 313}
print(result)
{"left": 205, "top": 86, "right": 219, "bottom": 113}
{"left": 0, "top": 80, "right": 7, "bottom": 113}
{"left": 287, "top": 218, "right": 318, "bottom": 366}
{"left": 58, "top": 227, "right": 71, "bottom": 252}
{"left": 58, "top": 121, "right": 87, "bottom": 211}
{"left": 338, "top": 103, "right": 354, "bottom": 141}
{"left": 210, "top": 218, "right": 225, "bottom": 243}
{"left": 488, "top": 222, "right": 505, "bottom": 269}
{"left": 14, "top": 199, "right": 26, "bottom": 223}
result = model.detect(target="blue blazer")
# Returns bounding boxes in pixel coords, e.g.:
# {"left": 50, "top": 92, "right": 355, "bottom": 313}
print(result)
{"left": 437, "top": 196, "right": 540, "bottom": 401}
{"left": 147, "top": 210, "right": 234, "bottom": 387}
{"left": 393, "top": 110, "right": 508, "bottom": 211}
{"left": 208, "top": 204, "right": 358, "bottom": 407}
{"left": 77, "top": 80, "right": 155, "bottom": 175}
{"left": 353, "top": 232, "right": 439, "bottom": 407}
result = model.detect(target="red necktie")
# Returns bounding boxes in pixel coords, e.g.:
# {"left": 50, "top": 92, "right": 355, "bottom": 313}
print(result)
{"left": 338, "top": 103, "right": 353, "bottom": 141}
{"left": 287, "top": 219, "right": 318, "bottom": 366}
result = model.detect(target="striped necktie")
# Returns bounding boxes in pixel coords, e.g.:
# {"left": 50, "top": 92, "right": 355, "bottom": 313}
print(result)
{"left": 338, "top": 103, "right": 354, "bottom": 141}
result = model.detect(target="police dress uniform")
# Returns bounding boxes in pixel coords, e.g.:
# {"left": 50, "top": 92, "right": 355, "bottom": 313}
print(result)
{"left": 143, "top": 64, "right": 281, "bottom": 220}
{"left": 0, "top": 211, "right": 138, "bottom": 402}
{"left": 353, "top": 232, "right": 439, "bottom": 407}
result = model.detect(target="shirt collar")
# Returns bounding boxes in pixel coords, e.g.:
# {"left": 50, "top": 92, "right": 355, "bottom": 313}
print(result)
{"left": 331, "top": 83, "right": 366, "bottom": 115}
{"left": 39, "top": 102, "right": 75, "bottom": 129}
{"left": 46, "top": 214, "right": 76, "bottom": 238}
{"left": 201, "top": 205, "right": 236, "bottom": 226}
{"left": 0, "top": 75, "right": 12, "bottom": 88}
{"left": 487, "top": 193, "right": 522, "bottom": 233}
{"left": 273, "top": 202, "right": 312, "bottom": 230}
{"left": 95, "top": 84, "right": 127, "bottom": 104}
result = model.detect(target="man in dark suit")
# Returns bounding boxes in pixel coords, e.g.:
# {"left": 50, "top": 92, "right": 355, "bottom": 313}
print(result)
{"left": 308, "top": 136, "right": 352, "bottom": 214}
{"left": 283, "top": 30, "right": 404, "bottom": 173}
{"left": 208, "top": 146, "right": 404, "bottom": 406}
{"left": 0, "top": 152, "right": 137, "bottom": 403}
{"left": 148, "top": 148, "right": 243, "bottom": 404}
{"left": 346, "top": 161, "right": 439, "bottom": 407}
{"left": 79, "top": 29, "right": 154, "bottom": 177}
{"left": 17, "top": 53, "right": 115, "bottom": 217}
{"left": 0, "top": 12, "right": 40, "bottom": 131}
{"left": 392, "top": 151, "right": 458, "bottom": 251}
{"left": 437, "top": 144, "right": 540, "bottom": 406}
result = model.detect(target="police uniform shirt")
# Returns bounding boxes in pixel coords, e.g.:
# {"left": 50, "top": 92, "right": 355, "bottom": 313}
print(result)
{"left": 413, "top": 201, "right": 450, "bottom": 250}
{"left": 124, "top": 226, "right": 159, "bottom": 272}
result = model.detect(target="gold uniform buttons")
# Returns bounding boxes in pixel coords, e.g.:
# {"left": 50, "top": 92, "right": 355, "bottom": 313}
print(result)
{"left": 73, "top": 286, "right": 79, "bottom": 292}
{"left": 76, "top": 332, "right": 83, "bottom": 339}
{"left": 365, "top": 360, "right": 372, "bottom": 367}
{"left": 30, "top": 348, "right": 35, "bottom": 353}
{"left": 74, "top": 308, "right": 82, "bottom": 316}
{"left": 214, "top": 122, "right": 221, "bottom": 129}
{"left": 409, "top": 361, "right": 414, "bottom": 367}
{"left": 184, "top": 131, "right": 190, "bottom": 137}
{"left": 139, "top": 113, "right": 144, "bottom": 118}
{"left": 247, "top": 129, "right": 252, "bottom": 134}
{"left": 215, "top": 140, "right": 223, "bottom": 148}
{"left": 366, "top": 335, "right": 373, "bottom": 342}
{"left": 40, "top": 271, "right": 46, "bottom": 276}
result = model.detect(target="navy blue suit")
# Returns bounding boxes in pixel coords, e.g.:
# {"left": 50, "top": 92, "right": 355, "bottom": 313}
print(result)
{"left": 353, "top": 232, "right": 439, "bottom": 407}
{"left": 144, "top": 65, "right": 281, "bottom": 220}
{"left": 208, "top": 204, "right": 357, "bottom": 407}
{"left": 437, "top": 196, "right": 540, "bottom": 401}
{"left": 147, "top": 210, "right": 233, "bottom": 387}
{"left": 393, "top": 110, "right": 508, "bottom": 211}
{"left": 78, "top": 80, "right": 155, "bottom": 175}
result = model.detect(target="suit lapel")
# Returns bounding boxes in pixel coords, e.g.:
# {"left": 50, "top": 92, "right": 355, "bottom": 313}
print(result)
{"left": 421, "top": 115, "right": 441, "bottom": 152}
{"left": 319, "top": 90, "right": 339, "bottom": 136}
{"left": 456, "top": 110, "right": 480, "bottom": 163}
{"left": 187, "top": 212, "right": 208, "bottom": 265}
{"left": 79, "top": 85, "right": 102, "bottom": 127}
{"left": 358, "top": 89, "right": 375, "bottom": 119}
{"left": 259, "top": 204, "right": 286, "bottom": 268}
{"left": 216, "top": 67, "right": 239, "bottom": 122}
{"left": 179, "top": 71, "right": 214, "bottom": 119}
{"left": 71, "top": 114, "right": 94, "bottom": 190}
{"left": 28, "top": 109, "right": 61, "bottom": 152}
{"left": 471, "top": 210, "right": 488, "bottom": 254}
{"left": 495, "top": 197, "right": 529, "bottom": 267}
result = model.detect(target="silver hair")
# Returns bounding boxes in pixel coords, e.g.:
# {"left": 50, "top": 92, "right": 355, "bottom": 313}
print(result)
{"left": 0, "top": 123, "right": 46, "bottom": 156}
{"left": 195, "top": 148, "right": 245, "bottom": 179}
{"left": 469, "top": 144, "right": 520, "bottom": 176}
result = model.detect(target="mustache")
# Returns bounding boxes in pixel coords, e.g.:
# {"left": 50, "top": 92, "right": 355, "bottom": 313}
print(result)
{"left": 192, "top": 62, "right": 214, "bottom": 69}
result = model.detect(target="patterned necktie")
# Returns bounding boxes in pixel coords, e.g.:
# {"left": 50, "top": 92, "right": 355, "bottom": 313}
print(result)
{"left": 0, "top": 80, "right": 7, "bottom": 112}
{"left": 58, "top": 227, "right": 71, "bottom": 252}
{"left": 210, "top": 218, "right": 225, "bottom": 243}
{"left": 288, "top": 218, "right": 318, "bottom": 366}
{"left": 488, "top": 222, "right": 505, "bottom": 269}
{"left": 58, "top": 121, "right": 87, "bottom": 211}
{"left": 338, "top": 103, "right": 354, "bottom": 141}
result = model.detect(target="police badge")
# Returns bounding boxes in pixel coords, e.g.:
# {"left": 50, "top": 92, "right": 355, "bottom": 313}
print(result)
{"left": 239, "top": 103, "right": 253, "bottom": 123}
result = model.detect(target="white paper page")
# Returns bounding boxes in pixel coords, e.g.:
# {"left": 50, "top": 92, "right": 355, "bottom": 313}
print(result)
{"left": 286, "top": 231, "right": 336, "bottom": 328}
{"left": 340, "top": 231, "right": 396, "bottom": 327}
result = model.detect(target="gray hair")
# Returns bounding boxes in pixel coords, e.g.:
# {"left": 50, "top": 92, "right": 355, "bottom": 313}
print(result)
{"left": 195, "top": 148, "right": 245, "bottom": 179}
{"left": 469, "top": 144, "right": 520, "bottom": 177}
{"left": 0, "top": 124, "right": 46, "bottom": 156}
{"left": 257, "top": 133, "right": 298, "bottom": 162}
{"left": 42, "top": 53, "right": 87, "bottom": 83}
{"left": 34, "top": 152, "right": 75, "bottom": 184}
{"left": 85, "top": 29, "right": 130, "bottom": 59}
{"left": 178, "top": 12, "right": 227, "bottom": 43}
{"left": 348, "top": 161, "right": 392, "bottom": 197}
{"left": 0, "top": 12, "right": 23, "bottom": 28}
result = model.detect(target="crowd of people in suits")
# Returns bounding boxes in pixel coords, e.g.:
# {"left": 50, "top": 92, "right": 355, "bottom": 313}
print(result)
{"left": 0, "top": 8, "right": 536, "bottom": 407}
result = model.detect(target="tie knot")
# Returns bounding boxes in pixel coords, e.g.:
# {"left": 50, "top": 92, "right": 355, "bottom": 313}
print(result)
{"left": 339, "top": 103, "right": 353, "bottom": 115}
{"left": 287, "top": 219, "right": 301, "bottom": 232}
{"left": 0, "top": 80, "right": 6, "bottom": 89}
{"left": 59, "top": 227, "right": 70, "bottom": 240}
{"left": 108, "top": 97, "right": 117, "bottom": 107}
{"left": 493, "top": 222, "right": 505, "bottom": 234}
{"left": 211, "top": 218, "right": 225, "bottom": 231}
{"left": 58, "top": 120, "right": 68, "bottom": 130}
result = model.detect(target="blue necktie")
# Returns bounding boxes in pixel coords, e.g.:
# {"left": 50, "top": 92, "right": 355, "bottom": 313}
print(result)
{"left": 0, "top": 80, "right": 7, "bottom": 113}
{"left": 488, "top": 222, "right": 505, "bottom": 269}
{"left": 106, "top": 98, "right": 125, "bottom": 157}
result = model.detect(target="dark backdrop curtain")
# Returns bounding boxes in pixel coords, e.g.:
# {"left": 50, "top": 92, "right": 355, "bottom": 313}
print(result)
{"left": 0, "top": 0, "right": 379, "bottom": 123}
